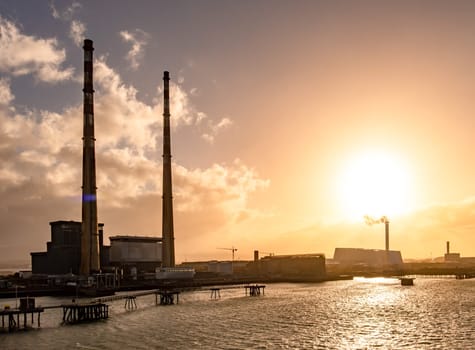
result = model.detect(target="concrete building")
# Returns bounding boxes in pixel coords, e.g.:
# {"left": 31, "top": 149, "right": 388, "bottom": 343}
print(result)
{"left": 444, "top": 241, "right": 461, "bottom": 262}
{"left": 31, "top": 221, "right": 108, "bottom": 275}
{"left": 109, "top": 236, "right": 162, "bottom": 274}
{"left": 258, "top": 254, "right": 326, "bottom": 278}
{"left": 333, "top": 248, "right": 403, "bottom": 267}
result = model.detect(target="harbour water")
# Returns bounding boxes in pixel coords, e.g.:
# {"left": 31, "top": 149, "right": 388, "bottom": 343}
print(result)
{"left": 1, "top": 278, "right": 474, "bottom": 349}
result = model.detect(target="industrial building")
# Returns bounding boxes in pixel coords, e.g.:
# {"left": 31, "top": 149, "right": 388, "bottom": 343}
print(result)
{"left": 332, "top": 248, "right": 403, "bottom": 267}
{"left": 444, "top": 241, "right": 475, "bottom": 264}
{"left": 31, "top": 221, "right": 109, "bottom": 275}
{"left": 109, "top": 236, "right": 162, "bottom": 274}
{"left": 31, "top": 222, "right": 164, "bottom": 276}
{"left": 29, "top": 43, "right": 180, "bottom": 279}
{"left": 257, "top": 253, "right": 326, "bottom": 278}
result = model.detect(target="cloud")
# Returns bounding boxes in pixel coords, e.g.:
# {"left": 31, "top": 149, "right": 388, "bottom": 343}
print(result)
{"left": 0, "top": 56, "right": 269, "bottom": 263}
{"left": 201, "top": 117, "right": 233, "bottom": 144}
{"left": 174, "top": 160, "right": 269, "bottom": 215}
{"left": 0, "top": 78, "right": 14, "bottom": 105}
{"left": 49, "top": 1, "right": 86, "bottom": 47}
{"left": 49, "top": 1, "right": 82, "bottom": 21}
{"left": 70, "top": 20, "right": 86, "bottom": 46}
{"left": 119, "top": 29, "right": 150, "bottom": 70}
{"left": 0, "top": 16, "right": 74, "bottom": 82}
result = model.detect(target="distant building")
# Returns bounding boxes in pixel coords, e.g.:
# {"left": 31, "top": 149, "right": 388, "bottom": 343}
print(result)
{"left": 258, "top": 254, "right": 326, "bottom": 278}
{"left": 444, "top": 241, "right": 461, "bottom": 262}
{"left": 179, "top": 260, "right": 249, "bottom": 275}
{"left": 31, "top": 221, "right": 108, "bottom": 275}
{"left": 444, "top": 253, "right": 461, "bottom": 262}
{"left": 109, "top": 236, "right": 162, "bottom": 274}
{"left": 333, "top": 248, "right": 403, "bottom": 267}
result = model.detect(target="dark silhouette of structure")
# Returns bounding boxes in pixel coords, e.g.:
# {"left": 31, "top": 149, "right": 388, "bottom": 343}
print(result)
{"left": 384, "top": 218, "right": 389, "bottom": 251}
{"left": 332, "top": 248, "right": 403, "bottom": 267}
{"left": 161, "top": 71, "right": 175, "bottom": 267}
{"left": 255, "top": 254, "right": 326, "bottom": 279}
{"left": 80, "top": 39, "right": 100, "bottom": 275}
{"left": 31, "top": 221, "right": 109, "bottom": 275}
{"left": 444, "top": 241, "right": 461, "bottom": 261}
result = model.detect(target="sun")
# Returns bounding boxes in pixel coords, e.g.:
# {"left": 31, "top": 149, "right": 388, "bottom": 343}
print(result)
{"left": 335, "top": 149, "right": 413, "bottom": 221}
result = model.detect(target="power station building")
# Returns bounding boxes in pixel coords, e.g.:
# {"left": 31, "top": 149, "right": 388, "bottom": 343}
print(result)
{"left": 30, "top": 41, "right": 178, "bottom": 278}
{"left": 109, "top": 236, "right": 162, "bottom": 273}
{"left": 30, "top": 222, "right": 163, "bottom": 275}
{"left": 257, "top": 254, "right": 326, "bottom": 278}
{"left": 31, "top": 221, "right": 109, "bottom": 275}
{"left": 333, "top": 248, "right": 403, "bottom": 267}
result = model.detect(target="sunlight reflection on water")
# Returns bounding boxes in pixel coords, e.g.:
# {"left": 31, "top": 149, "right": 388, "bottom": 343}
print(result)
{"left": 1, "top": 279, "right": 474, "bottom": 349}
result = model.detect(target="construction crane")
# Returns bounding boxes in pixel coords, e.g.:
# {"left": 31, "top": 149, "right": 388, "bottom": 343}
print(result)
{"left": 217, "top": 247, "right": 238, "bottom": 261}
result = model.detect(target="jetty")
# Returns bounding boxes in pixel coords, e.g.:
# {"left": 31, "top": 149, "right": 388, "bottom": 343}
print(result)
{"left": 244, "top": 284, "right": 266, "bottom": 296}
{"left": 62, "top": 302, "right": 109, "bottom": 324}
{"left": 0, "top": 297, "right": 44, "bottom": 332}
{"left": 0, "top": 283, "right": 267, "bottom": 332}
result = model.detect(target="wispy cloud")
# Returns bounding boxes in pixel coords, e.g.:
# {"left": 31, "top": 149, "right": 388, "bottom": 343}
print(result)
{"left": 49, "top": 1, "right": 82, "bottom": 21}
{"left": 0, "top": 16, "right": 74, "bottom": 82}
{"left": 201, "top": 117, "right": 233, "bottom": 144}
{"left": 119, "top": 29, "right": 150, "bottom": 70}
{"left": 0, "top": 78, "right": 13, "bottom": 105}
{"left": 49, "top": 1, "right": 86, "bottom": 46}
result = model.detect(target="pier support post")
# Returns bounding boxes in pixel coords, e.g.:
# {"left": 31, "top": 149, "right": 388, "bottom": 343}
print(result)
{"left": 210, "top": 288, "right": 221, "bottom": 299}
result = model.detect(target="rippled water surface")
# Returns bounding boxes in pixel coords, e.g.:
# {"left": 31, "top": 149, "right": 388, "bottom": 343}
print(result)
{"left": 1, "top": 278, "right": 474, "bottom": 349}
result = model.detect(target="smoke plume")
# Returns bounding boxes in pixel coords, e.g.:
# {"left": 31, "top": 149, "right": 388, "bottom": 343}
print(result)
{"left": 364, "top": 215, "right": 389, "bottom": 226}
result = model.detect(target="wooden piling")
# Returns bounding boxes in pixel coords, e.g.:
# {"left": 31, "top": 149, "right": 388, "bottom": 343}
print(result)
{"left": 156, "top": 290, "right": 180, "bottom": 305}
{"left": 210, "top": 288, "right": 221, "bottom": 299}
{"left": 244, "top": 285, "right": 265, "bottom": 296}
{"left": 124, "top": 296, "right": 137, "bottom": 310}
{"left": 0, "top": 307, "right": 44, "bottom": 332}
{"left": 62, "top": 302, "right": 108, "bottom": 324}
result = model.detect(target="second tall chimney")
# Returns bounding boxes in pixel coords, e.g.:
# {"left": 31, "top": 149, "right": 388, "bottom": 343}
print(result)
{"left": 80, "top": 39, "right": 100, "bottom": 276}
{"left": 161, "top": 71, "right": 175, "bottom": 267}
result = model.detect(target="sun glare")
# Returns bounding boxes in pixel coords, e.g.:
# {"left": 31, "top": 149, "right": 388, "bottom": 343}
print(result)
{"left": 336, "top": 150, "right": 413, "bottom": 221}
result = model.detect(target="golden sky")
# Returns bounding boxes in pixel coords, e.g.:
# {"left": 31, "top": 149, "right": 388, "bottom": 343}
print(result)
{"left": 0, "top": 1, "right": 474, "bottom": 263}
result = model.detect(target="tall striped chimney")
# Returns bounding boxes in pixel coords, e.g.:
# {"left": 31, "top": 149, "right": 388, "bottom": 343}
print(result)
{"left": 161, "top": 71, "right": 175, "bottom": 267}
{"left": 80, "top": 39, "right": 100, "bottom": 275}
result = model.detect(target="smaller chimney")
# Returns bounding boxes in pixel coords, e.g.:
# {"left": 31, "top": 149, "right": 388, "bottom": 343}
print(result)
{"left": 384, "top": 220, "right": 389, "bottom": 251}
{"left": 446, "top": 241, "right": 450, "bottom": 254}
{"left": 254, "top": 250, "right": 259, "bottom": 262}
{"left": 99, "top": 223, "right": 104, "bottom": 249}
